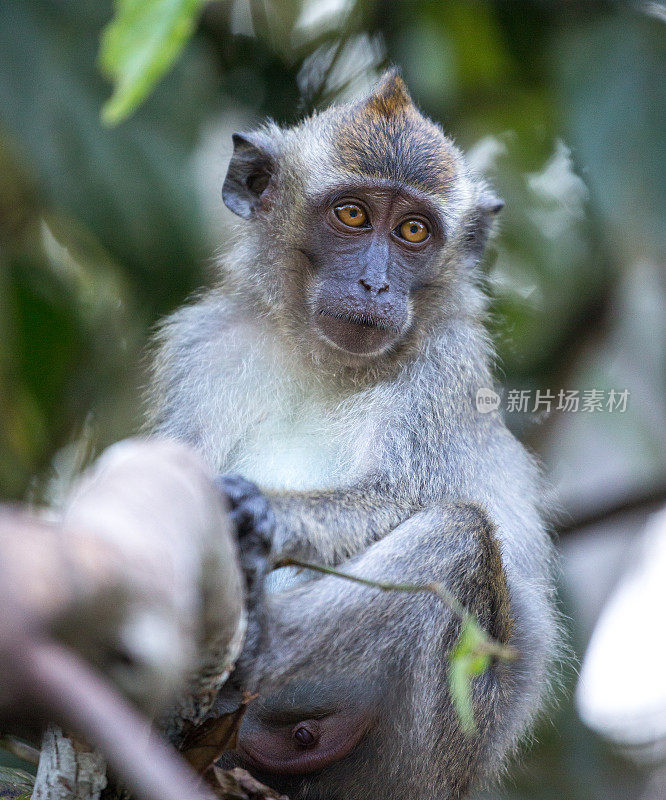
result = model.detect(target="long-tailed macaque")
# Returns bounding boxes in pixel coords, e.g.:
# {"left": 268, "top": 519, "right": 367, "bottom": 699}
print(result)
{"left": 147, "top": 70, "right": 558, "bottom": 799}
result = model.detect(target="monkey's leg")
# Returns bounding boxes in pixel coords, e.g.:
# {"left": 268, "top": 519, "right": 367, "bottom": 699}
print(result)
{"left": 221, "top": 504, "right": 521, "bottom": 800}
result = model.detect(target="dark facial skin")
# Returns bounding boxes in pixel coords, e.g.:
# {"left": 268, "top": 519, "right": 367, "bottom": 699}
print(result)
{"left": 301, "top": 183, "right": 445, "bottom": 358}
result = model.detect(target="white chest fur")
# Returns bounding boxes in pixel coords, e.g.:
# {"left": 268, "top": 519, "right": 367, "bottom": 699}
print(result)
{"left": 217, "top": 343, "right": 382, "bottom": 492}
{"left": 229, "top": 396, "right": 356, "bottom": 491}
{"left": 186, "top": 310, "right": 389, "bottom": 492}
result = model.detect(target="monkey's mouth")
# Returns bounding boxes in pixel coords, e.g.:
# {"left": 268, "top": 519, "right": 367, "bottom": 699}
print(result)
{"left": 315, "top": 309, "right": 403, "bottom": 356}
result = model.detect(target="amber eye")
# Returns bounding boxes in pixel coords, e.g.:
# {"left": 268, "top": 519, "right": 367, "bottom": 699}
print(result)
{"left": 398, "top": 219, "right": 429, "bottom": 243}
{"left": 334, "top": 203, "right": 367, "bottom": 228}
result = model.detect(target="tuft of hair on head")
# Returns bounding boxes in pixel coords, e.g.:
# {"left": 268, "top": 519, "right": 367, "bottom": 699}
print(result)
{"left": 332, "top": 68, "right": 456, "bottom": 195}
{"left": 360, "top": 68, "right": 415, "bottom": 118}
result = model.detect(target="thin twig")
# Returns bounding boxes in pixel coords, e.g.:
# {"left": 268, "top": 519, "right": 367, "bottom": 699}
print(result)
{"left": 275, "top": 557, "right": 517, "bottom": 662}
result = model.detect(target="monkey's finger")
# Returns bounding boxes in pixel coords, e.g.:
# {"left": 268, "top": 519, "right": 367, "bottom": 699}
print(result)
{"left": 214, "top": 473, "right": 256, "bottom": 507}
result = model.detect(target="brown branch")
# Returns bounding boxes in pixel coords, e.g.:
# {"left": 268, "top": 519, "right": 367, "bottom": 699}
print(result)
{"left": 24, "top": 638, "right": 211, "bottom": 800}
{"left": 557, "top": 483, "right": 666, "bottom": 535}
{"left": 0, "top": 735, "right": 40, "bottom": 765}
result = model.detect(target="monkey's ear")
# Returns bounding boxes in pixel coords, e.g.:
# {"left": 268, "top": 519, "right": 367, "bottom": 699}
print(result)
{"left": 478, "top": 189, "right": 504, "bottom": 216}
{"left": 222, "top": 133, "right": 275, "bottom": 220}
{"left": 465, "top": 189, "right": 504, "bottom": 260}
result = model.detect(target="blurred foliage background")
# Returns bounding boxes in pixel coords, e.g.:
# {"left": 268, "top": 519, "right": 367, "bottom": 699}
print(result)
{"left": 0, "top": 1, "right": 664, "bottom": 798}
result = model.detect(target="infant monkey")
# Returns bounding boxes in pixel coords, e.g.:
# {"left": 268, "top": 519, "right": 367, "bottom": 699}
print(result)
{"left": 148, "top": 70, "right": 558, "bottom": 799}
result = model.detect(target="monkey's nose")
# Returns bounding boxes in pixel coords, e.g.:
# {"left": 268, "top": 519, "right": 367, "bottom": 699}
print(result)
{"left": 359, "top": 277, "right": 389, "bottom": 295}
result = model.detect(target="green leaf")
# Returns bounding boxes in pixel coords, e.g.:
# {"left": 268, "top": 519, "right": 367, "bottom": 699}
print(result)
{"left": 448, "top": 618, "right": 492, "bottom": 734}
{"left": 99, "top": 0, "right": 206, "bottom": 125}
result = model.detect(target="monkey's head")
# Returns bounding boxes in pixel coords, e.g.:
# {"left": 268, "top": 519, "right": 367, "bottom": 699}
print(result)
{"left": 222, "top": 70, "right": 502, "bottom": 367}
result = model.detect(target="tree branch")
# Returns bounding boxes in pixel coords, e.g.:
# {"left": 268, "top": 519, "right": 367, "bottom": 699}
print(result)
{"left": 0, "top": 438, "right": 248, "bottom": 800}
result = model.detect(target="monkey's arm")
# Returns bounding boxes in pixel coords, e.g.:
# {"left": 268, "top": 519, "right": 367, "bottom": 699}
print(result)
{"left": 267, "top": 483, "right": 419, "bottom": 564}
{"left": 226, "top": 503, "right": 529, "bottom": 800}
{"left": 218, "top": 474, "right": 418, "bottom": 567}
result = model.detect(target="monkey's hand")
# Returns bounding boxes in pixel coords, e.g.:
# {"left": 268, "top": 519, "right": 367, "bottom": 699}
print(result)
{"left": 215, "top": 473, "right": 274, "bottom": 608}
{"left": 215, "top": 474, "right": 274, "bottom": 675}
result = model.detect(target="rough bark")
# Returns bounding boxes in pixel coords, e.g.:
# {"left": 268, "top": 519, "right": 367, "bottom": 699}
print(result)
{"left": 32, "top": 728, "right": 107, "bottom": 800}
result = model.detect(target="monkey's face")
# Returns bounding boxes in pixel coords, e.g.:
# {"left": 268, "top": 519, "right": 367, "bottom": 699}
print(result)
{"left": 300, "top": 182, "right": 445, "bottom": 358}
{"left": 221, "top": 72, "right": 502, "bottom": 368}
